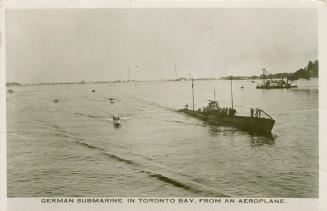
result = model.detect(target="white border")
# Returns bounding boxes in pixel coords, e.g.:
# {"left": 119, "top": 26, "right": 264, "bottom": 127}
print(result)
{"left": 318, "top": 2, "right": 327, "bottom": 211}
{"left": 0, "top": 1, "right": 7, "bottom": 211}
{"left": 1, "top": 1, "right": 326, "bottom": 211}
{"left": 3, "top": 0, "right": 321, "bottom": 9}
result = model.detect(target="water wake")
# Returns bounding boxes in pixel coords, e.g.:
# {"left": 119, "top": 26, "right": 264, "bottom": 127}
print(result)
{"left": 125, "top": 95, "right": 177, "bottom": 112}
{"left": 70, "top": 138, "right": 229, "bottom": 197}
{"left": 35, "top": 118, "right": 229, "bottom": 197}
{"left": 74, "top": 112, "right": 108, "bottom": 119}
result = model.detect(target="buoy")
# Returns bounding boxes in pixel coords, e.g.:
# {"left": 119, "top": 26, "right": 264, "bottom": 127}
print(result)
{"left": 92, "top": 89, "right": 95, "bottom": 92}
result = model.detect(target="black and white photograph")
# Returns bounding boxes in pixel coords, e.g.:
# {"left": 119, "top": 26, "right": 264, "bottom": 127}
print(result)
{"left": 2, "top": 1, "right": 326, "bottom": 210}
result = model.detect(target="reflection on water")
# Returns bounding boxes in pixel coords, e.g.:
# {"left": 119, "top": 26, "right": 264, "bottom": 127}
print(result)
{"left": 207, "top": 125, "right": 239, "bottom": 137}
{"left": 113, "top": 124, "right": 121, "bottom": 129}
{"left": 208, "top": 125, "right": 276, "bottom": 146}
{"left": 249, "top": 135, "right": 276, "bottom": 146}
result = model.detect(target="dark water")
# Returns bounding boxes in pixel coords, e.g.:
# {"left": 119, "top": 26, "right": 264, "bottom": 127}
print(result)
{"left": 7, "top": 79, "right": 318, "bottom": 197}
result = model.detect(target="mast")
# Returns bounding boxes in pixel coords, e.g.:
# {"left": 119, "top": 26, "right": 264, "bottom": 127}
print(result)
{"left": 127, "top": 66, "right": 131, "bottom": 81}
{"left": 192, "top": 78, "right": 195, "bottom": 111}
{"left": 214, "top": 87, "right": 216, "bottom": 102}
{"left": 174, "top": 64, "right": 178, "bottom": 79}
{"left": 230, "top": 76, "right": 234, "bottom": 109}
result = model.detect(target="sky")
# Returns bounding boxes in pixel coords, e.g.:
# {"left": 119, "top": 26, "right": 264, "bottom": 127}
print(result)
{"left": 6, "top": 8, "right": 317, "bottom": 83}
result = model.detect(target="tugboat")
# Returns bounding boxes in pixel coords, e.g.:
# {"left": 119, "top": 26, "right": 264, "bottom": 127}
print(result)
{"left": 256, "top": 68, "right": 297, "bottom": 89}
{"left": 178, "top": 78, "right": 275, "bottom": 134}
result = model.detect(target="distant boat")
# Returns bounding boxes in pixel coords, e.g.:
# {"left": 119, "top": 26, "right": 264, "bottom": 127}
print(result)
{"left": 109, "top": 98, "right": 116, "bottom": 103}
{"left": 178, "top": 78, "right": 275, "bottom": 135}
{"left": 7, "top": 89, "right": 14, "bottom": 93}
{"left": 241, "top": 85, "right": 244, "bottom": 89}
{"left": 256, "top": 68, "right": 297, "bottom": 89}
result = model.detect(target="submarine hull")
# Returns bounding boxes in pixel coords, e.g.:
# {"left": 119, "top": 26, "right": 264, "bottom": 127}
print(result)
{"left": 178, "top": 109, "right": 275, "bottom": 135}
{"left": 256, "top": 85, "right": 297, "bottom": 89}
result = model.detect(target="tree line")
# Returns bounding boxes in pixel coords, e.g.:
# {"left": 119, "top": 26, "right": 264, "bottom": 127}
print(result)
{"left": 270, "top": 60, "right": 318, "bottom": 81}
{"left": 222, "top": 59, "right": 318, "bottom": 81}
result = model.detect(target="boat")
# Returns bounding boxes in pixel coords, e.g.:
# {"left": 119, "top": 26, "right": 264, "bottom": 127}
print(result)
{"left": 178, "top": 78, "right": 275, "bottom": 134}
{"left": 256, "top": 68, "right": 297, "bottom": 89}
{"left": 109, "top": 98, "right": 116, "bottom": 103}
{"left": 256, "top": 80, "right": 297, "bottom": 89}
{"left": 112, "top": 115, "right": 121, "bottom": 127}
